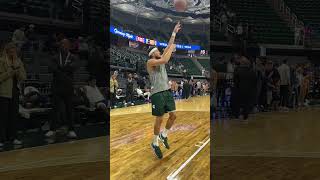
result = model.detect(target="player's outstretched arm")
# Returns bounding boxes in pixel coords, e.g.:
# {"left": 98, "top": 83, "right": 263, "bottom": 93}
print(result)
{"left": 163, "top": 22, "right": 181, "bottom": 55}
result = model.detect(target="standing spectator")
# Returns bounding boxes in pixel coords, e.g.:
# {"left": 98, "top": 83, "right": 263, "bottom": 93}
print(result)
{"left": 300, "top": 72, "right": 310, "bottom": 107}
{"left": 46, "top": 39, "right": 78, "bottom": 139}
{"left": 278, "top": 59, "right": 291, "bottom": 111}
{"left": 196, "top": 81, "right": 202, "bottom": 95}
{"left": 137, "top": 75, "right": 146, "bottom": 90}
{"left": 78, "top": 37, "right": 89, "bottom": 60}
{"left": 25, "top": 24, "right": 37, "bottom": 50}
{"left": 290, "top": 65, "right": 300, "bottom": 108}
{"left": 202, "top": 68, "right": 206, "bottom": 76}
{"left": 226, "top": 58, "right": 235, "bottom": 80}
{"left": 210, "top": 68, "right": 218, "bottom": 119}
{"left": 237, "top": 23, "right": 243, "bottom": 39}
{"left": 265, "top": 61, "right": 281, "bottom": 111}
{"left": 12, "top": 26, "right": 26, "bottom": 52}
{"left": 110, "top": 72, "right": 118, "bottom": 108}
{"left": 233, "top": 57, "right": 257, "bottom": 120}
{"left": 0, "top": 42, "right": 26, "bottom": 146}
{"left": 125, "top": 73, "right": 134, "bottom": 106}
{"left": 294, "top": 26, "right": 301, "bottom": 45}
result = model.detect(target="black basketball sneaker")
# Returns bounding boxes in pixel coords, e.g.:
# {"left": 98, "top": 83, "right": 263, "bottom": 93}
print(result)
{"left": 150, "top": 143, "right": 163, "bottom": 159}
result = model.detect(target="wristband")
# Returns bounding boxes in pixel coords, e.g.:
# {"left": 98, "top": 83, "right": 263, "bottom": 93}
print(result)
{"left": 172, "top": 32, "right": 176, "bottom": 37}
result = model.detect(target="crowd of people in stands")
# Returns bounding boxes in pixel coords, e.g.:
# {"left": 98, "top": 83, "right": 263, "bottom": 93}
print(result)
{"left": 212, "top": 54, "right": 320, "bottom": 120}
{"left": 109, "top": 70, "right": 210, "bottom": 109}
{"left": 0, "top": 23, "right": 108, "bottom": 147}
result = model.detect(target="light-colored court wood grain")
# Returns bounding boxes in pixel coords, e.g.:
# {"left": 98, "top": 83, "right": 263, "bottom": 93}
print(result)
{"left": 0, "top": 137, "right": 108, "bottom": 180}
{"left": 111, "top": 96, "right": 210, "bottom": 180}
{"left": 213, "top": 107, "right": 320, "bottom": 179}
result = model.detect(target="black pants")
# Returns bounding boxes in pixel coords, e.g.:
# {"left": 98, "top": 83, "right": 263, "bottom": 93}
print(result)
{"left": 233, "top": 101, "right": 252, "bottom": 119}
{"left": 0, "top": 97, "right": 18, "bottom": 142}
{"left": 280, "top": 85, "right": 289, "bottom": 107}
{"left": 185, "top": 87, "right": 190, "bottom": 99}
{"left": 110, "top": 92, "right": 116, "bottom": 107}
{"left": 232, "top": 91, "right": 252, "bottom": 119}
{"left": 126, "top": 89, "right": 134, "bottom": 103}
{"left": 51, "top": 93, "right": 74, "bottom": 131}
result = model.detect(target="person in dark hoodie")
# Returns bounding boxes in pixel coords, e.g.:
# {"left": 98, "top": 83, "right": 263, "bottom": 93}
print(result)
{"left": 233, "top": 56, "right": 257, "bottom": 120}
{"left": 46, "top": 39, "right": 78, "bottom": 139}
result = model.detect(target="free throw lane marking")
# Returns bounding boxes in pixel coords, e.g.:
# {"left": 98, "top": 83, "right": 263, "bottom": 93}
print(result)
{"left": 167, "top": 138, "right": 210, "bottom": 180}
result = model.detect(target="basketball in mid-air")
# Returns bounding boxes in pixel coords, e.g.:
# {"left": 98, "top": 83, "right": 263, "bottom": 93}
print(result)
{"left": 174, "top": 0, "right": 187, "bottom": 12}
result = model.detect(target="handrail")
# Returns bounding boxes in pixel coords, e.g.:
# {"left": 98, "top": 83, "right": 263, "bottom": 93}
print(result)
{"left": 213, "top": 15, "right": 235, "bottom": 34}
{"left": 275, "top": 0, "right": 305, "bottom": 45}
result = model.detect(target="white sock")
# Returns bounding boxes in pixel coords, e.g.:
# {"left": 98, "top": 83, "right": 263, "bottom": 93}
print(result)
{"left": 153, "top": 135, "right": 159, "bottom": 146}
{"left": 162, "top": 128, "right": 169, "bottom": 137}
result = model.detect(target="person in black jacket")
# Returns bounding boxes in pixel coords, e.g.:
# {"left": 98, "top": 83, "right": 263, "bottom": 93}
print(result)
{"left": 126, "top": 73, "right": 134, "bottom": 106}
{"left": 46, "top": 39, "right": 78, "bottom": 139}
{"left": 233, "top": 56, "right": 257, "bottom": 120}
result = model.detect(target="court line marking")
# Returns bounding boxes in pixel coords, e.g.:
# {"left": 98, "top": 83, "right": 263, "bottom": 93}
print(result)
{"left": 167, "top": 138, "right": 210, "bottom": 180}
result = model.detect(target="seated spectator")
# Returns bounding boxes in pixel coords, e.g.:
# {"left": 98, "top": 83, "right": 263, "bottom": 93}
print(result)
{"left": 23, "top": 86, "right": 42, "bottom": 108}
{"left": 82, "top": 77, "right": 107, "bottom": 112}
{"left": 136, "top": 88, "right": 151, "bottom": 101}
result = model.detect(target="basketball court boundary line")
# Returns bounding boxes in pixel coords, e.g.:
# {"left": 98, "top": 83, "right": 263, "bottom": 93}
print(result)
{"left": 167, "top": 138, "right": 210, "bottom": 180}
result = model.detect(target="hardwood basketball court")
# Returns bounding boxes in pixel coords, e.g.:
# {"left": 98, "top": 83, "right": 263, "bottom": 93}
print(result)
{"left": 213, "top": 107, "right": 320, "bottom": 179}
{"left": 0, "top": 137, "right": 108, "bottom": 180}
{"left": 110, "top": 96, "right": 210, "bottom": 179}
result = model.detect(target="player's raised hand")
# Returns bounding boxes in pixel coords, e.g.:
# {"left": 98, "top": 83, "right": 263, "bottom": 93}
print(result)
{"left": 174, "top": 21, "right": 182, "bottom": 33}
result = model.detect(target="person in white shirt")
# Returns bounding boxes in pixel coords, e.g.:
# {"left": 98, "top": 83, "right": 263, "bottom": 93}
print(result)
{"left": 136, "top": 88, "right": 151, "bottom": 101}
{"left": 197, "top": 81, "right": 202, "bottom": 95}
{"left": 277, "top": 59, "right": 291, "bottom": 110}
{"left": 23, "top": 86, "right": 41, "bottom": 108}
{"left": 83, "top": 77, "right": 107, "bottom": 112}
{"left": 237, "top": 23, "right": 243, "bottom": 37}
{"left": 226, "top": 59, "right": 234, "bottom": 80}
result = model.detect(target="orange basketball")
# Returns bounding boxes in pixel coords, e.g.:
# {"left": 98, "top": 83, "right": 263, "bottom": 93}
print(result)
{"left": 174, "top": 0, "right": 187, "bottom": 12}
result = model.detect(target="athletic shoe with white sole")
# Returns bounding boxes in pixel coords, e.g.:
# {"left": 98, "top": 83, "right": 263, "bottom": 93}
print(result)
{"left": 150, "top": 143, "right": 163, "bottom": 159}
{"left": 67, "top": 131, "right": 77, "bottom": 138}
{"left": 45, "top": 130, "right": 56, "bottom": 137}
{"left": 159, "top": 134, "right": 170, "bottom": 149}
{"left": 13, "top": 139, "right": 22, "bottom": 145}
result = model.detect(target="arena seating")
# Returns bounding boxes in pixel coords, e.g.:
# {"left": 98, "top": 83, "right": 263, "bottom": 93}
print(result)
{"left": 110, "top": 46, "right": 206, "bottom": 76}
{"left": 198, "top": 59, "right": 210, "bottom": 70}
{"left": 229, "top": 0, "right": 293, "bottom": 44}
{"left": 172, "top": 58, "right": 202, "bottom": 75}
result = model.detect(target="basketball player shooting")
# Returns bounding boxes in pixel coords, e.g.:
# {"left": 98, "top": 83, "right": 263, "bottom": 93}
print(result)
{"left": 147, "top": 22, "right": 181, "bottom": 159}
